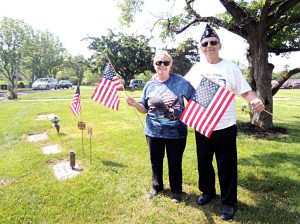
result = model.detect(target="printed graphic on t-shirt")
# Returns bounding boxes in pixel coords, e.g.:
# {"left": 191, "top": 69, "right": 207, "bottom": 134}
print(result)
{"left": 148, "top": 86, "right": 180, "bottom": 121}
{"left": 202, "top": 74, "right": 227, "bottom": 88}
{"left": 218, "top": 79, "right": 226, "bottom": 87}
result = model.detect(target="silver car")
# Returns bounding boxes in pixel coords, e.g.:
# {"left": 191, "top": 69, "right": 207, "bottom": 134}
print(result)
{"left": 129, "top": 79, "right": 145, "bottom": 89}
{"left": 32, "top": 78, "right": 57, "bottom": 90}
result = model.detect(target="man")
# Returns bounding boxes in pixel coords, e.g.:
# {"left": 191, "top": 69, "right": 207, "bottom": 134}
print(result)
{"left": 184, "top": 24, "right": 265, "bottom": 220}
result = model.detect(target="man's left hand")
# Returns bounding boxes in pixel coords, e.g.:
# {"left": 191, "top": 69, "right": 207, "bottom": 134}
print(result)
{"left": 250, "top": 98, "right": 265, "bottom": 112}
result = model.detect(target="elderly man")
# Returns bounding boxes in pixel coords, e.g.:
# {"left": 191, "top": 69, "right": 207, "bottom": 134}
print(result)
{"left": 184, "top": 24, "right": 265, "bottom": 220}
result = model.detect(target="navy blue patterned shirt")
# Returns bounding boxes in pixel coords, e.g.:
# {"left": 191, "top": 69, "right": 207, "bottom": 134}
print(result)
{"left": 139, "top": 74, "right": 194, "bottom": 139}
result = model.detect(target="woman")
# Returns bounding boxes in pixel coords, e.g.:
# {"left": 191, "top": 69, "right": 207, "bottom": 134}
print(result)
{"left": 126, "top": 51, "right": 194, "bottom": 202}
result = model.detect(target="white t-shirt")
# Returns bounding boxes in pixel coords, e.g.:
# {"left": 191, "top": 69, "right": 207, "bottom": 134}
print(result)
{"left": 184, "top": 59, "right": 252, "bottom": 130}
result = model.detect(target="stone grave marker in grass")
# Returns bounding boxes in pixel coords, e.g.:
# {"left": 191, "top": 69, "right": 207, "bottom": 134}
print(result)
{"left": 27, "top": 132, "right": 48, "bottom": 142}
{"left": 42, "top": 144, "right": 61, "bottom": 154}
{"left": 52, "top": 159, "right": 83, "bottom": 180}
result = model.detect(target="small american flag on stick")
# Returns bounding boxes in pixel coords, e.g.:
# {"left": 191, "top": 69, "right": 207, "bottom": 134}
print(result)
{"left": 70, "top": 85, "right": 81, "bottom": 116}
{"left": 180, "top": 76, "right": 235, "bottom": 138}
{"left": 91, "top": 63, "right": 123, "bottom": 110}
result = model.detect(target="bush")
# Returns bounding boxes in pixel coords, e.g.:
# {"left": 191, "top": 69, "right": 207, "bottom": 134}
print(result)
{"left": 18, "top": 82, "right": 25, "bottom": 88}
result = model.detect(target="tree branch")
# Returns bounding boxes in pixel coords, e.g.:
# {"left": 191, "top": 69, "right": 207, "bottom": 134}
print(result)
{"left": 272, "top": 67, "right": 300, "bottom": 95}
{"left": 219, "top": 0, "right": 247, "bottom": 18}
{"left": 266, "top": 16, "right": 300, "bottom": 40}
{"left": 269, "top": 47, "right": 300, "bottom": 55}
{"left": 267, "top": 0, "right": 300, "bottom": 27}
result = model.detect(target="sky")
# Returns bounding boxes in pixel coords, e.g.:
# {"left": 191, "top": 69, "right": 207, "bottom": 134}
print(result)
{"left": 1, "top": 0, "right": 299, "bottom": 72}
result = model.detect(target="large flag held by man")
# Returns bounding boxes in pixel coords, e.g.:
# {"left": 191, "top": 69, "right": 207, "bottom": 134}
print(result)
{"left": 180, "top": 76, "right": 235, "bottom": 138}
{"left": 91, "top": 63, "right": 123, "bottom": 110}
{"left": 70, "top": 85, "right": 81, "bottom": 116}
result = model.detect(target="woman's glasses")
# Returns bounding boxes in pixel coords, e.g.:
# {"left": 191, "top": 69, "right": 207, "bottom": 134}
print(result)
{"left": 155, "top": 61, "right": 170, "bottom": 66}
{"left": 201, "top": 40, "right": 219, "bottom": 47}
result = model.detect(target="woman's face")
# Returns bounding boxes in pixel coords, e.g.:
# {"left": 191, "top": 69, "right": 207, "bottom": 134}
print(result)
{"left": 154, "top": 55, "right": 171, "bottom": 76}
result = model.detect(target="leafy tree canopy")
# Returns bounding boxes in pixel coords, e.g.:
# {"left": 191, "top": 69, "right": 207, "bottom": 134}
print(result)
{"left": 167, "top": 38, "right": 200, "bottom": 75}
{"left": 117, "top": 0, "right": 300, "bottom": 129}
{"left": 84, "top": 31, "right": 155, "bottom": 86}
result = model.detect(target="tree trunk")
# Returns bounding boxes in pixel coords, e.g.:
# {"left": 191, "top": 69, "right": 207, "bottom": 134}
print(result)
{"left": 7, "top": 90, "right": 18, "bottom": 100}
{"left": 247, "top": 28, "right": 273, "bottom": 129}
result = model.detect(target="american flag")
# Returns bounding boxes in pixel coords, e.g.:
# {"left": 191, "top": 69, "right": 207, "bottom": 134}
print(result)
{"left": 180, "top": 76, "right": 235, "bottom": 138}
{"left": 70, "top": 85, "right": 81, "bottom": 116}
{"left": 91, "top": 64, "right": 123, "bottom": 110}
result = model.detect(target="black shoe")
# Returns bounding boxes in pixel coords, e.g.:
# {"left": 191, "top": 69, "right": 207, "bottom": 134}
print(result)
{"left": 197, "top": 194, "right": 216, "bottom": 206}
{"left": 220, "top": 204, "right": 237, "bottom": 221}
{"left": 148, "top": 188, "right": 161, "bottom": 199}
{"left": 171, "top": 192, "right": 182, "bottom": 203}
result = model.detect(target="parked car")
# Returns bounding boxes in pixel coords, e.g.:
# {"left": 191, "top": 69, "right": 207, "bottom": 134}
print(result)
{"left": 56, "top": 80, "right": 73, "bottom": 89}
{"left": 32, "top": 78, "right": 57, "bottom": 90}
{"left": 129, "top": 79, "right": 145, "bottom": 89}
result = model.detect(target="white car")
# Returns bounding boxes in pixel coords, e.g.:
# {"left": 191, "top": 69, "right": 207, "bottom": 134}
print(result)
{"left": 32, "top": 78, "right": 57, "bottom": 90}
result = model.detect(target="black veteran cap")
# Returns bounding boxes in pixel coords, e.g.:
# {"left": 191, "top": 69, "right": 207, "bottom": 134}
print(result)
{"left": 201, "top": 24, "right": 220, "bottom": 41}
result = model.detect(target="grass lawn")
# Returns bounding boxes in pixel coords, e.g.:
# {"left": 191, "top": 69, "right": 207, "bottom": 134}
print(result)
{"left": 0, "top": 88, "right": 299, "bottom": 223}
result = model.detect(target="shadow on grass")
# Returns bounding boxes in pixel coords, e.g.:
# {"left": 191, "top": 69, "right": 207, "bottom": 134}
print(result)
{"left": 183, "top": 193, "right": 220, "bottom": 223}
{"left": 98, "top": 159, "right": 127, "bottom": 171}
{"left": 234, "top": 201, "right": 299, "bottom": 223}
{"left": 240, "top": 152, "right": 300, "bottom": 169}
{"left": 238, "top": 152, "right": 300, "bottom": 223}
{"left": 237, "top": 121, "right": 300, "bottom": 143}
{"left": 162, "top": 189, "right": 220, "bottom": 222}
{"left": 181, "top": 189, "right": 300, "bottom": 223}
{"left": 91, "top": 158, "right": 127, "bottom": 173}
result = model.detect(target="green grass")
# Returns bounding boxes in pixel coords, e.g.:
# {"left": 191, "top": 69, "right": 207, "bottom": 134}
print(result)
{"left": 0, "top": 88, "right": 299, "bottom": 223}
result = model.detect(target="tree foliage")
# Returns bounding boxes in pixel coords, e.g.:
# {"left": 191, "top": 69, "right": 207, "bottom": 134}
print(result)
{"left": 85, "top": 31, "right": 155, "bottom": 86}
{"left": 0, "top": 17, "right": 68, "bottom": 92}
{"left": 167, "top": 38, "right": 200, "bottom": 75}
{"left": 0, "top": 17, "right": 32, "bottom": 90}
{"left": 23, "top": 30, "right": 67, "bottom": 83}
{"left": 117, "top": 0, "right": 300, "bottom": 129}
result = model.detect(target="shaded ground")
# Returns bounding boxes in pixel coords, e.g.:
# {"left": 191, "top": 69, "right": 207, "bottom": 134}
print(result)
{"left": 237, "top": 122, "right": 287, "bottom": 137}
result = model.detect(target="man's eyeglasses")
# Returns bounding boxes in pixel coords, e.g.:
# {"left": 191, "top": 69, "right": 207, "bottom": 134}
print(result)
{"left": 155, "top": 61, "right": 170, "bottom": 66}
{"left": 201, "top": 40, "right": 219, "bottom": 47}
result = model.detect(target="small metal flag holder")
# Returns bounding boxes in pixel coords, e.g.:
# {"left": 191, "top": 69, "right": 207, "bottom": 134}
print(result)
{"left": 70, "top": 151, "right": 76, "bottom": 169}
{"left": 77, "top": 121, "right": 86, "bottom": 157}
{"left": 87, "top": 126, "right": 93, "bottom": 164}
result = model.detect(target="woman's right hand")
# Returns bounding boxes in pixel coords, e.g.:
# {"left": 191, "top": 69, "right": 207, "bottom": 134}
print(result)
{"left": 126, "top": 96, "right": 137, "bottom": 107}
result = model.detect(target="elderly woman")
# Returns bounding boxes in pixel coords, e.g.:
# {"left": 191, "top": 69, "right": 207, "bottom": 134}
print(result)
{"left": 126, "top": 51, "right": 194, "bottom": 202}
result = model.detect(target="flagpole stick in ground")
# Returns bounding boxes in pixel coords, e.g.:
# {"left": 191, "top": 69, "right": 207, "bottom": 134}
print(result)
{"left": 200, "top": 75, "right": 282, "bottom": 121}
{"left": 78, "top": 85, "right": 85, "bottom": 158}
{"left": 88, "top": 127, "right": 93, "bottom": 164}
{"left": 106, "top": 57, "right": 145, "bottom": 128}
{"left": 71, "top": 84, "right": 86, "bottom": 157}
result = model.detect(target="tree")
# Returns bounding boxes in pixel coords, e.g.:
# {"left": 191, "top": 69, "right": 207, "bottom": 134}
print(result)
{"left": 0, "top": 17, "right": 33, "bottom": 98}
{"left": 85, "top": 31, "right": 155, "bottom": 86}
{"left": 22, "top": 30, "right": 67, "bottom": 84}
{"left": 117, "top": 0, "right": 300, "bottom": 129}
{"left": 0, "top": 17, "right": 68, "bottom": 94}
{"left": 167, "top": 38, "right": 200, "bottom": 75}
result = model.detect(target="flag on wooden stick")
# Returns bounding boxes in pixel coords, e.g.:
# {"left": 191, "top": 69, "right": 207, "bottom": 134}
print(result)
{"left": 91, "top": 63, "right": 123, "bottom": 110}
{"left": 70, "top": 85, "right": 81, "bottom": 116}
{"left": 180, "top": 76, "right": 235, "bottom": 138}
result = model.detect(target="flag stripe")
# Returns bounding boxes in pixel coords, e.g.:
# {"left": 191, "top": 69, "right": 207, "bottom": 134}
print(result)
{"left": 200, "top": 88, "right": 226, "bottom": 134}
{"left": 70, "top": 86, "right": 81, "bottom": 116}
{"left": 180, "top": 76, "right": 235, "bottom": 138}
{"left": 201, "top": 89, "right": 233, "bottom": 137}
{"left": 91, "top": 64, "right": 121, "bottom": 111}
{"left": 205, "top": 92, "right": 235, "bottom": 137}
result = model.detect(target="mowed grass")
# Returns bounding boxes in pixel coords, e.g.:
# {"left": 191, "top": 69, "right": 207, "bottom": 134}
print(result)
{"left": 0, "top": 88, "right": 299, "bottom": 223}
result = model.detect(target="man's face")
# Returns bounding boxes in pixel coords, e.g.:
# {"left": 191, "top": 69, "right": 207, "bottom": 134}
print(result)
{"left": 200, "top": 37, "right": 221, "bottom": 55}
